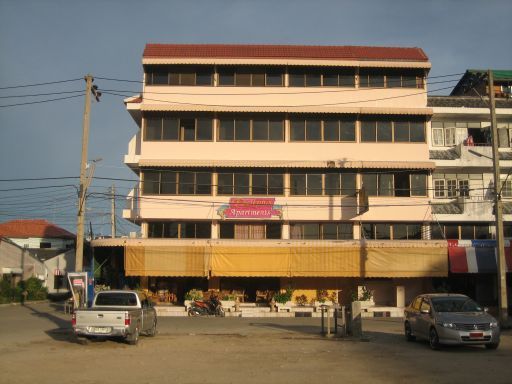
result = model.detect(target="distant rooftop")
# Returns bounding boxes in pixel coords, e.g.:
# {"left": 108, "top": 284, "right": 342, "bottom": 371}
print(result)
{"left": 143, "top": 44, "right": 429, "bottom": 62}
{"left": 0, "top": 219, "right": 75, "bottom": 239}
{"left": 428, "top": 96, "right": 512, "bottom": 108}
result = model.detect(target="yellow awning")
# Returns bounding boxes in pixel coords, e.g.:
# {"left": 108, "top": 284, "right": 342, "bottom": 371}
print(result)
{"left": 210, "top": 246, "right": 291, "bottom": 277}
{"left": 362, "top": 247, "right": 448, "bottom": 277}
{"left": 125, "top": 246, "right": 207, "bottom": 277}
{"left": 290, "top": 247, "right": 360, "bottom": 277}
{"left": 123, "top": 241, "right": 448, "bottom": 278}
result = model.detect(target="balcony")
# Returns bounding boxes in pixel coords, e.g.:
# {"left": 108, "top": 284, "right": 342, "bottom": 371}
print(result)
{"left": 124, "top": 133, "right": 141, "bottom": 167}
{"left": 431, "top": 195, "right": 494, "bottom": 220}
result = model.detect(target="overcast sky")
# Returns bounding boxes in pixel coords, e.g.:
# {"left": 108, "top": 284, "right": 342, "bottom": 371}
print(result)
{"left": 0, "top": 0, "right": 511, "bottom": 234}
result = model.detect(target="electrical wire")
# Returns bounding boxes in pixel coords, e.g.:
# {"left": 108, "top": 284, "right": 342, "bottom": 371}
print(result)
{"left": 0, "top": 94, "right": 84, "bottom": 108}
{"left": 0, "top": 90, "right": 85, "bottom": 99}
{"left": 0, "top": 78, "right": 83, "bottom": 90}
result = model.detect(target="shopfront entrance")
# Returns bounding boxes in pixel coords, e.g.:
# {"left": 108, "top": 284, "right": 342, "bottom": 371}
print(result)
{"left": 219, "top": 277, "right": 280, "bottom": 302}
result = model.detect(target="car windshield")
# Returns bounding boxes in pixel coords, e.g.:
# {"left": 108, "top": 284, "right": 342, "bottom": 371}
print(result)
{"left": 431, "top": 297, "right": 483, "bottom": 313}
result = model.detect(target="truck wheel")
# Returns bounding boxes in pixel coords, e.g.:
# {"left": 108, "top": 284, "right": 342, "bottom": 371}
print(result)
{"left": 127, "top": 324, "right": 140, "bottom": 345}
{"left": 75, "top": 336, "right": 90, "bottom": 345}
{"left": 147, "top": 319, "right": 157, "bottom": 337}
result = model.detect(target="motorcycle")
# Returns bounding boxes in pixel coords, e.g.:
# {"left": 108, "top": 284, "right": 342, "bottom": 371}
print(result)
{"left": 188, "top": 295, "right": 225, "bottom": 317}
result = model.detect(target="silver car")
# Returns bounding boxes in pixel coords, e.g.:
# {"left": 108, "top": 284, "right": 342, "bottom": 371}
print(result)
{"left": 404, "top": 293, "right": 500, "bottom": 350}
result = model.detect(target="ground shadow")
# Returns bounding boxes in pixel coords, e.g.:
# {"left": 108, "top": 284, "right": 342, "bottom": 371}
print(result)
{"left": 248, "top": 321, "right": 334, "bottom": 338}
{"left": 21, "top": 303, "right": 77, "bottom": 344}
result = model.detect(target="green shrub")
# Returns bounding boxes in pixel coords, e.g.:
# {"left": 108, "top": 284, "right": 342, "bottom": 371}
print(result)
{"left": 22, "top": 277, "right": 48, "bottom": 301}
{"left": 273, "top": 288, "right": 293, "bottom": 304}
{"left": 184, "top": 288, "right": 203, "bottom": 301}
{"left": 0, "top": 277, "right": 22, "bottom": 303}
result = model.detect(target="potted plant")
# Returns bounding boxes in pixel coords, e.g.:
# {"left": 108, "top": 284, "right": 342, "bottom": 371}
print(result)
{"left": 220, "top": 293, "right": 236, "bottom": 312}
{"left": 314, "top": 289, "right": 337, "bottom": 310}
{"left": 273, "top": 288, "right": 293, "bottom": 312}
{"left": 351, "top": 286, "right": 374, "bottom": 309}
{"left": 184, "top": 288, "right": 203, "bottom": 310}
{"left": 295, "top": 294, "right": 308, "bottom": 306}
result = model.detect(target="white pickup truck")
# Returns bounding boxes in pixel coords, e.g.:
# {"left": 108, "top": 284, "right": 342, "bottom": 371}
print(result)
{"left": 72, "top": 290, "right": 157, "bottom": 345}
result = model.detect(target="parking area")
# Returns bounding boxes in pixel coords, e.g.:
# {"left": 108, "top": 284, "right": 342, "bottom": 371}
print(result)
{"left": 0, "top": 302, "right": 511, "bottom": 384}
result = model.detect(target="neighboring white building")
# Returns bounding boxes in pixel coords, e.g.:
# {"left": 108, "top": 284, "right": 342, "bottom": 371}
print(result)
{"left": 428, "top": 69, "right": 512, "bottom": 305}
{"left": 0, "top": 219, "right": 76, "bottom": 294}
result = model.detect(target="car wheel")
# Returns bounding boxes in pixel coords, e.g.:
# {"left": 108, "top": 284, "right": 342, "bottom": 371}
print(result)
{"left": 127, "top": 324, "right": 139, "bottom": 345}
{"left": 485, "top": 342, "right": 499, "bottom": 350}
{"left": 404, "top": 322, "right": 415, "bottom": 342}
{"left": 429, "top": 328, "right": 440, "bottom": 350}
{"left": 147, "top": 318, "right": 157, "bottom": 337}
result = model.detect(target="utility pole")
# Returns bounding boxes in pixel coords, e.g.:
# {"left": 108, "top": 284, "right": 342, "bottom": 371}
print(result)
{"left": 75, "top": 74, "right": 101, "bottom": 272}
{"left": 488, "top": 69, "right": 509, "bottom": 325}
{"left": 111, "top": 184, "right": 116, "bottom": 238}
{"left": 75, "top": 75, "right": 93, "bottom": 272}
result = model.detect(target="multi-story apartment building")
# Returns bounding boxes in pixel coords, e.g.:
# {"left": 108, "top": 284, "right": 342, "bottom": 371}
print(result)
{"left": 428, "top": 70, "right": 512, "bottom": 306}
{"left": 94, "top": 44, "right": 456, "bottom": 306}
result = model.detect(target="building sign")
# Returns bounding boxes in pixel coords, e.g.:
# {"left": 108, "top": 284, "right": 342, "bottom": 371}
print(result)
{"left": 217, "top": 198, "right": 283, "bottom": 219}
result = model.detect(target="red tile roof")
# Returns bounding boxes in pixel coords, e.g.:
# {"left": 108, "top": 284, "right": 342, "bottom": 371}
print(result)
{"left": 0, "top": 219, "right": 75, "bottom": 239}
{"left": 143, "top": 44, "right": 429, "bottom": 62}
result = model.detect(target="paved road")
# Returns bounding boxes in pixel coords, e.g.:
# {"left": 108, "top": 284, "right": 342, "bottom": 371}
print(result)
{"left": 0, "top": 302, "right": 511, "bottom": 384}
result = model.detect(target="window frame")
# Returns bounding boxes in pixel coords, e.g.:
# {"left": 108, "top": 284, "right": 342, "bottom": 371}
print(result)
{"left": 216, "top": 171, "right": 284, "bottom": 196}
{"left": 144, "top": 116, "right": 213, "bottom": 142}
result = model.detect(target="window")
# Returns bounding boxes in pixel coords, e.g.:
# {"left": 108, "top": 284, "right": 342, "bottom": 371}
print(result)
{"left": 290, "top": 117, "right": 356, "bottom": 142}
{"left": 430, "top": 223, "right": 492, "bottom": 240}
{"left": 144, "top": 116, "right": 213, "bottom": 141}
{"left": 446, "top": 179, "right": 457, "bottom": 198}
{"left": 218, "top": 67, "right": 285, "bottom": 87}
{"left": 458, "top": 180, "right": 470, "bottom": 197}
{"left": 142, "top": 170, "right": 212, "bottom": 195}
{"left": 219, "top": 223, "right": 282, "bottom": 239}
{"left": 497, "top": 123, "right": 512, "bottom": 148}
{"left": 148, "top": 222, "right": 211, "bottom": 239}
{"left": 362, "top": 223, "right": 422, "bottom": 240}
{"left": 289, "top": 68, "right": 356, "bottom": 87}
{"left": 290, "top": 172, "right": 356, "bottom": 196}
{"left": 359, "top": 69, "right": 424, "bottom": 88}
{"left": 217, "top": 171, "right": 284, "bottom": 195}
{"left": 434, "top": 179, "right": 445, "bottom": 198}
{"left": 145, "top": 65, "right": 213, "bottom": 86}
{"left": 362, "top": 173, "right": 427, "bottom": 197}
{"left": 40, "top": 242, "right": 52, "bottom": 249}
{"left": 219, "top": 116, "right": 284, "bottom": 141}
{"left": 290, "top": 222, "right": 353, "bottom": 240}
{"left": 54, "top": 275, "right": 65, "bottom": 290}
{"left": 360, "top": 118, "right": 425, "bottom": 143}
{"left": 501, "top": 178, "right": 512, "bottom": 197}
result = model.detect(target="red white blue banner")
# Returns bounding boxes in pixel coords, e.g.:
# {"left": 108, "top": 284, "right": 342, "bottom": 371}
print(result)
{"left": 447, "top": 240, "right": 512, "bottom": 273}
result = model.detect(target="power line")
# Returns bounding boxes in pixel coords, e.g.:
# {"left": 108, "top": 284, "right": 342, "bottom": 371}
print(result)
{"left": 0, "top": 78, "right": 83, "bottom": 90}
{"left": 0, "top": 94, "right": 84, "bottom": 108}
{"left": 0, "top": 90, "right": 84, "bottom": 99}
